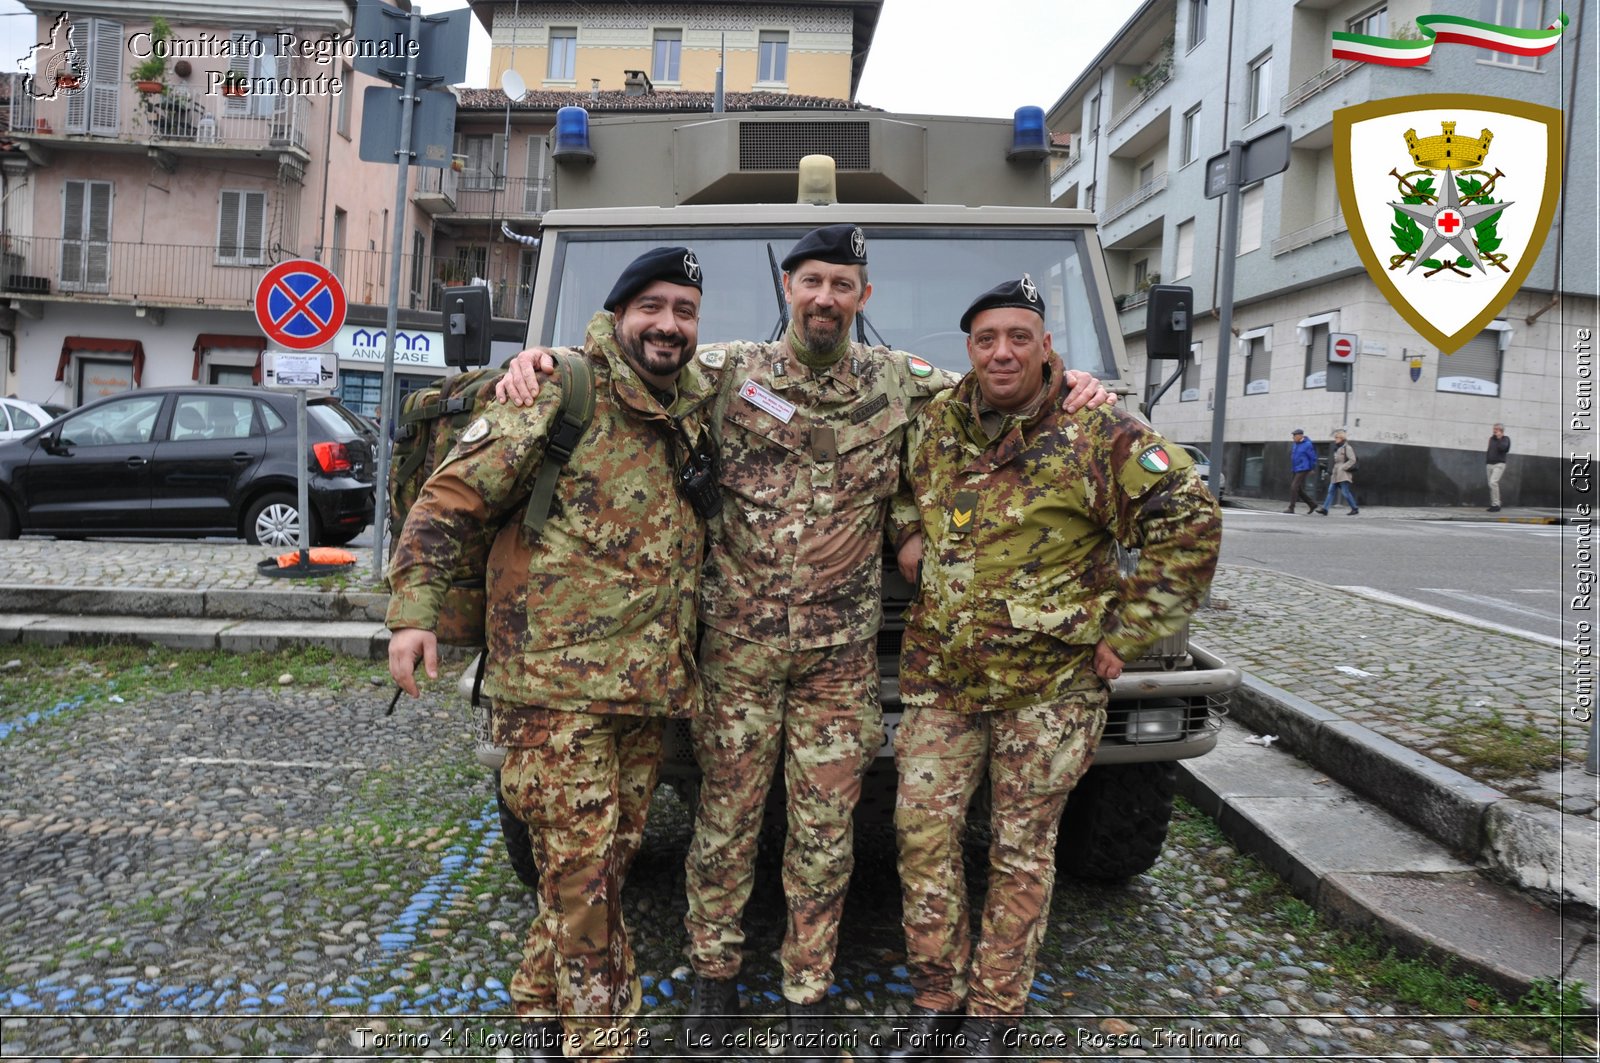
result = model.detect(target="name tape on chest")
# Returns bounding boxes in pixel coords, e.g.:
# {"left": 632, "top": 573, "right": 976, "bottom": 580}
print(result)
{"left": 739, "top": 379, "right": 797, "bottom": 424}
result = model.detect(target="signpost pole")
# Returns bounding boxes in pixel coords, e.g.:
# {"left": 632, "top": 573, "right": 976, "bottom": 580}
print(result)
{"left": 373, "top": 7, "right": 423, "bottom": 582}
{"left": 1207, "top": 139, "right": 1244, "bottom": 506}
{"left": 296, "top": 387, "right": 311, "bottom": 567}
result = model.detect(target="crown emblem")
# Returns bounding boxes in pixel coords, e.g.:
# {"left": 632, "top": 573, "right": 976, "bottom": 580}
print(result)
{"left": 1403, "top": 122, "right": 1493, "bottom": 171}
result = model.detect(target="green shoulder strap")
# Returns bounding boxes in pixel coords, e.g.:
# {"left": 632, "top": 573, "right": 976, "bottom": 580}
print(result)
{"left": 523, "top": 352, "right": 596, "bottom": 534}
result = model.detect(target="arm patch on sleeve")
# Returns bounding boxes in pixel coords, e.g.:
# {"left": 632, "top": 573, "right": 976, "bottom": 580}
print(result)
{"left": 1119, "top": 440, "right": 1193, "bottom": 496}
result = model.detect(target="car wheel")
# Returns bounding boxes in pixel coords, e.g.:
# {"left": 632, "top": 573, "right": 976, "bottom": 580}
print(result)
{"left": 244, "top": 492, "right": 313, "bottom": 548}
{"left": 1055, "top": 761, "right": 1176, "bottom": 881}
{"left": 494, "top": 770, "right": 541, "bottom": 892}
{"left": 0, "top": 499, "right": 17, "bottom": 540}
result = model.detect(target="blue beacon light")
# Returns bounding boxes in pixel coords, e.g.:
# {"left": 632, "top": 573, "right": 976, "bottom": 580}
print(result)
{"left": 1007, "top": 105, "right": 1050, "bottom": 162}
{"left": 552, "top": 106, "right": 595, "bottom": 164}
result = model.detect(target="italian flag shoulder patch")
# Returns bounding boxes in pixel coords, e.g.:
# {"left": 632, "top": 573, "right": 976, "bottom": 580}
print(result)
{"left": 1137, "top": 445, "right": 1171, "bottom": 474}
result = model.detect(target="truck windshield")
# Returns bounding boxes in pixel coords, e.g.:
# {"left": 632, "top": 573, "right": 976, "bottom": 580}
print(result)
{"left": 542, "top": 227, "right": 1117, "bottom": 379}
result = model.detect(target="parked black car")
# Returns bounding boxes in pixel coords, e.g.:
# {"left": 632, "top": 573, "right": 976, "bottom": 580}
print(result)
{"left": 0, "top": 387, "right": 377, "bottom": 547}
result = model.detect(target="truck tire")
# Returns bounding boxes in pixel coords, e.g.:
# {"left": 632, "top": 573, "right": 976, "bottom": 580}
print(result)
{"left": 1055, "top": 761, "right": 1176, "bottom": 881}
{"left": 494, "top": 770, "right": 540, "bottom": 892}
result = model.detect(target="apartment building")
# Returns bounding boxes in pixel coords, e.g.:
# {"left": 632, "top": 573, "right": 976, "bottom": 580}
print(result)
{"left": 0, "top": 1, "right": 476, "bottom": 420}
{"left": 1048, "top": 0, "right": 1595, "bottom": 507}
{"left": 469, "top": 0, "right": 883, "bottom": 99}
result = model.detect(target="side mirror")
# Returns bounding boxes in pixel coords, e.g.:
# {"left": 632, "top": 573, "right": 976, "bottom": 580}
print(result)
{"left": 1145, "top": 285, "right": 1194, "bottom": 360}
{"left": 441, "top": 284, "right": 493, "bottom": 368}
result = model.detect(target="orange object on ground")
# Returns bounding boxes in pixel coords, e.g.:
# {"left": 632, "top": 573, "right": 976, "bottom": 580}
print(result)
{"left": 275, "top": 548, "right": 357, "bottom": 568}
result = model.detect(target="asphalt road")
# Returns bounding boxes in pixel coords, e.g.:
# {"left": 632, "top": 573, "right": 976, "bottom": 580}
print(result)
{"left": 1218, "top": 508, "right": 1571, "bottom": 644}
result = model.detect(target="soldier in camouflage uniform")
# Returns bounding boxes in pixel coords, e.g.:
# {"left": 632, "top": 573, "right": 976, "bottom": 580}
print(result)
{"left": 496, "top": 229, "right": 1111, "bottom": 1061}
{"left": 387, "top": 247, "right": 720, "bottom": 1062}
{"left": 885, "top": 278, "right": 1220, "bottom": 1062}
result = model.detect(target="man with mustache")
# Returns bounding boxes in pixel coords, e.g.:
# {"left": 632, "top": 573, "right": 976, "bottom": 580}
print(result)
{"left": 499, "top": 226, "right": 1112, "bottom": 1060}
{"left": 887, "top": 278, "right": 1219, "bottom": 1060}
{"left": 387, "top": 246, "right": 719, "bottom": 1062}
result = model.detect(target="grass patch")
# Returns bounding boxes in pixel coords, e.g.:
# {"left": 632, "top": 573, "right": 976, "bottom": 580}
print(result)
{"left": 1436, "top": 709, "right": 1567, "bottom": 780}
{"left": 0, "top": 643, "right": 409, "bottom": 717}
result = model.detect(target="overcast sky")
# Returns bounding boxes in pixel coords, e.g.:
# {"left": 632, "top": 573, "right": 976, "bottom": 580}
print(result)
{"left": 3, "top": 0, "right": 1140, "bottom": 119}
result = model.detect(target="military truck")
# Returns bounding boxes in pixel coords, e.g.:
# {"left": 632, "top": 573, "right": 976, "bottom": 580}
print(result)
{"left": 466, "top": 108, "right": 1238, "bottom": 883}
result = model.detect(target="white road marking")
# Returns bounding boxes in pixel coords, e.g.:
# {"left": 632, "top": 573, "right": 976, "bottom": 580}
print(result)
{"left": 157, "top": 756, "right": 366, "bottom": 770}
{"left": 1336, "top": 586, "right": 1565, "bottom": 648}
{"left": 1419, "top": 587, "right": 1566, "bottom": 624}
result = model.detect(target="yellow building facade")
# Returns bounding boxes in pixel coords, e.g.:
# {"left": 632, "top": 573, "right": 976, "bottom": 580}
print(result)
{"left": 474, "top": 1, "right": 881, "bottom": 100}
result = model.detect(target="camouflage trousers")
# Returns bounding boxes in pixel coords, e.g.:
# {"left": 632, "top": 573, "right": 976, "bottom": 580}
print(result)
{"left": 894, "top": 691, "right": 1107, "bottom": 1016}
{"left": 684, "top": 628, "right": 884, "bottom": 1004}
{"left": 498, "top": 710, "right": 665, "bottom": 1061}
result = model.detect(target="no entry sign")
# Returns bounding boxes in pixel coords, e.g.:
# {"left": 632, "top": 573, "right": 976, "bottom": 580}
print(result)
{"left": 1328, "top": 332, "right": 1359, "bottom": 364}
{"left": 256, "top": 260, "right": 348, "bottom": 350}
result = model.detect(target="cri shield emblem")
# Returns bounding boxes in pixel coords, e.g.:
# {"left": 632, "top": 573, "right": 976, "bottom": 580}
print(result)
{"left": 1333, "top": 94, "right": 1562, "bottom": 355}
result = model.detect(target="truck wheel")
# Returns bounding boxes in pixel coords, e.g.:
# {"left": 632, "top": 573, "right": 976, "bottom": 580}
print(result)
{"left": 1055, "top": 761, "right": 1176, "bottom": 881}
{"left": 494, "top": 770, "right": 541, "bottom": 892}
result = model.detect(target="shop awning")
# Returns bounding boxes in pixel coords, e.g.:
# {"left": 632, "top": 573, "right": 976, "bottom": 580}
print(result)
{"left": 57, "top": 336, "right": 146, "bottom": 386}
{"left": 191, "top": 333, "right": 266, "bottom": 381}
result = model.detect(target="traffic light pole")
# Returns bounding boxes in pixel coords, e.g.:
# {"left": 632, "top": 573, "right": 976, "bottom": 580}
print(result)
{"left": 372, "top": 7, "right": 421, "bottom": 582}
{"left": 1207, "top": 139, "right": 1244, "bottom": 506}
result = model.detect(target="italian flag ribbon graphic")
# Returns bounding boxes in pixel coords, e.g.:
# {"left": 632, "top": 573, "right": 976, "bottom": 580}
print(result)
{"left": 1331, "top": 12, "right": 1568, "bottom": 67}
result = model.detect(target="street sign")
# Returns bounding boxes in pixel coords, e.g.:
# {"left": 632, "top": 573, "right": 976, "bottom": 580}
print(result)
{"left": 256, "top": 260, "right": 348, "bottom": 350}
{"left": 1204, "top": 125, "right": 1291, "bottom": 199}
{"left": 1328, "top": 331, "right": 1359, "bottom": 363}
{"left": 359, "top": 85, "right": 456, "bottom": 167}
{"left": 262, "top": 351, "right": 339, "bottom": 389}
{"left": 353, "top": 0, "right": 470, "bottom": 85}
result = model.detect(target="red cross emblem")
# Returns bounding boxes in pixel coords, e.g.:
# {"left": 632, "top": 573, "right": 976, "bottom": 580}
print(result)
{"left": 1434, "top": 209, "right": 1463, "bottom": 235}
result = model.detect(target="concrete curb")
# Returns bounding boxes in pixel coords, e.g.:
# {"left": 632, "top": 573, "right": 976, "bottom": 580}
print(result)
{"left": 0, "top": 612, "right": 392, "bottom": 659}
{"left": 1217, "top": 662, "right": 1595, "bottom": 910}
{"left": 0, "top": 584, "right": 389, "bottom": 623}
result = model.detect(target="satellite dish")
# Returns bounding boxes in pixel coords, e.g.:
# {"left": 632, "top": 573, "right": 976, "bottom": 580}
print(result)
{"left": 501, "top": 69, "right": 527, "bottom": 102}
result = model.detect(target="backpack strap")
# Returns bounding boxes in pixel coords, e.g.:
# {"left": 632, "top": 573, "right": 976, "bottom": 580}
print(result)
{"left": 523, "top": 352, "right": 596, "bottom": 534}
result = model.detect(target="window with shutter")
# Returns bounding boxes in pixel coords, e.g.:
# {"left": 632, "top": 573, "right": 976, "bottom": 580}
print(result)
{"left": 1181, "top": 341, "right": 1202, "bottom": 401}
{"left": 224, "top": 31, "right": 277, "bottom": 118}
{"left": 66, "top": 18, "right": 123, "bottom": 135}
{"left": 1437, "top": 327, "right": 1504, "bottom": 395}
{"left": 1174, "top": 218, "right": 1195, "bottom": 279}
{"left": 525, "top": 135, "right": 551, "bottom": 213}
{"left": 1237, "top": 184, "right": 1264, "bottom": 254}
{"left": 61, "top": 181, "right": 112, "bottom": 290}
{"left": 1242, "top": 329, "right": 1271, "bottom": 394}
{"left": 217, "top": 190, "right": 267, "bottom": 264}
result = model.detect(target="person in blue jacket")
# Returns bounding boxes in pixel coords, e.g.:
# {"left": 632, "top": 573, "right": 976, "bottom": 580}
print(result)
{"left": 1285, "top": 428, "right": 1318, "bottom": 513}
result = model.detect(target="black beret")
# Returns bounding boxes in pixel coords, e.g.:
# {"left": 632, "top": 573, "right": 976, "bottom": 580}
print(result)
{"left": 605, "top": 246, "right": 704, "bottom": 312}
{"left": 959, "top": 274, "right": 1046, "bottom": 333}
{"left": 780, "top": 224, "right": 868, "bottom": 272}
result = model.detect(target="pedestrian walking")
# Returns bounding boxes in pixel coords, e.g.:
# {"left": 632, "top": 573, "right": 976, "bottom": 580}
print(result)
{"left": 495, "top": 226, "right": 1113, "bottom": 1061}
{"left": 1485, "top": 423, "right": 1510, "bottom": 511}
{"left": 1285, "top": 428, "right": 1317, "bottom": 513}
{"left": 387, "top": 247, "right": 719, "bottom": 1062}
{"left": 1316, "top": 428, "right": 1359, "bottom": 515}
{"left": 886, "top": 277, "right": 1220, "bottom": 1061}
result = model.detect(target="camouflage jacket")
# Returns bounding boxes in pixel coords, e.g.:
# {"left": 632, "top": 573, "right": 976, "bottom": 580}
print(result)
{"left": 899, "top": 353, "right": 1221, "bottom": 713}
{"left": 387, "top": 312, "right": 720, "bottom": 724}
{"left": 697, "top": 330, "right": 955, "bottom": 650}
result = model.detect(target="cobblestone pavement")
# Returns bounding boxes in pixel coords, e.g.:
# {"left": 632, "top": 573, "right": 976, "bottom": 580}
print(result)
{"left": 0, "top": 528, "right": 1589, "bottom": 819}
{"left": 1192, "top": 565, "right": 1591, "bottom": 816}
{"left": 0, "top": 664, "right": 1587, "bottom": 1060}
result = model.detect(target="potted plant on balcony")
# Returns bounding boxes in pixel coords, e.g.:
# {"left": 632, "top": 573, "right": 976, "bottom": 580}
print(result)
{"left": 221, "top": 70, "right": 248, "bottom": 98}
{"left": 130, "top": 16, "right": 171, "bottom": 93}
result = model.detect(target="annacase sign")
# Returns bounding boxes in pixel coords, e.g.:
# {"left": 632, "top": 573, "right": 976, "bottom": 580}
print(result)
{"left": 334, "top": 325, "right": 446, "bottom": 368}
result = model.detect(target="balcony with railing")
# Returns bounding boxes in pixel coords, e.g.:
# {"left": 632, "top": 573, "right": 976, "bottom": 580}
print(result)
{"left": 1104, "top": 171, "right": 1168, "bottom": 225}
{"left": 8, "top": 81, "right": 312, "bottom": 161}
{"left": 1272, "top": 212, "right": 1348, "bottom": 256}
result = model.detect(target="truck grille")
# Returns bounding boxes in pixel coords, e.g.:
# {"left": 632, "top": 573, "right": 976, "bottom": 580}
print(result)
{"left": 739, "top": 121, "right": 871, "bottom": 171}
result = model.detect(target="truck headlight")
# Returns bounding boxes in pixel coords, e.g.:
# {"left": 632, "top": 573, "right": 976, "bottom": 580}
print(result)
{"left": 1123, "top": 704, "right": 1185, "bottom": 743}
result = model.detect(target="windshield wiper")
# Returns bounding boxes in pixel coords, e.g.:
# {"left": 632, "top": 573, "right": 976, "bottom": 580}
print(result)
{"left": 856, "top": 310, "right": 890, "bottom": 348}
{"left": 766, "top": 243, "right": 789, "bottom": 343}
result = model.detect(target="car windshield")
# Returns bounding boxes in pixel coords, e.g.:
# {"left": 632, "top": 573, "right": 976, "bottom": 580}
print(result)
{"left": 309, "top": 402, "right": 372, "bottom": 439}
{"left": 542, "top": 227, "right": 1117, "bottom": 379}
